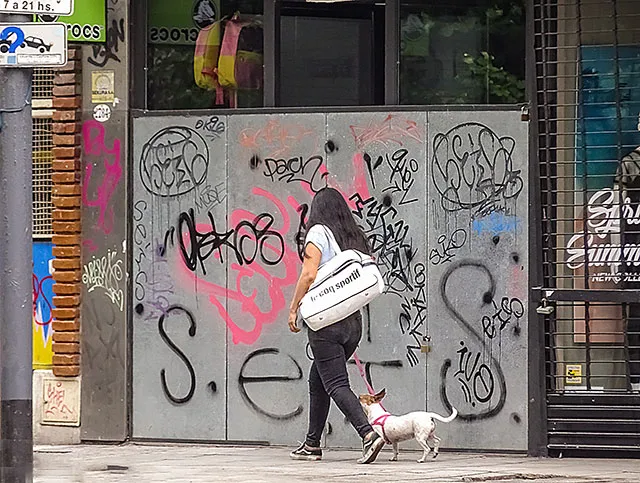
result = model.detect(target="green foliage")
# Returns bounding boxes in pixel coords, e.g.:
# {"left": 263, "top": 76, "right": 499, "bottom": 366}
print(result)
{"left": 458, "top": 51, "right": 525, "bottom": 103}
{"left": 148, "top": 45, "right": 214, "bottom": 110}
{"left": 400, "top": 0, "right": 526, "bottom": 105}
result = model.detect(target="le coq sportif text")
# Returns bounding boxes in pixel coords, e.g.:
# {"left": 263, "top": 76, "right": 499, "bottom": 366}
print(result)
{"left": 309, "top": 268, "right": 361, "bottom": 303}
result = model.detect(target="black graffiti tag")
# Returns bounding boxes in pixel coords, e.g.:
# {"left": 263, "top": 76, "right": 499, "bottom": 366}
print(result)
{"left": 429, "top": 229, "right": 467, "bottom": 266}
{"left": 263, "top": 155, "right": 327, "bottom": 193}
{"left": 133, "top": 200, "right": 149, "bottom": 302}
{"left": 350, "top": 193, "right": 416, "bottom": 296}
{"left": 439, "top": 261, "right": 507, "bottom": 421}
{"left": 239, "top": 348, "right": 304, "bottom": 420}
{"left": 158, "top": 305, "right": 197, "bottom": 405}
{"left": 195, "top": 116, "right": 226, "bottom": 141}
{"left": 364, "top": 149, "right": 419, "bottom": 206}
{"left": 163, "top": 208, "right": 285, "bottom": 275}
{"left": 454, "top": 340, "right": 495, "bottom": 406}
{"left": 140, "top": 127, "right": 209, "bottom": 198}
{"left": 482, "top": 297, "right": 524, "bottom": 339}
{"left": 294, "top": 202, "right": 309, "bottom": 261}
{"left": 194, "top": 182, "right": 227, "bottom": 214}
{"left": 431, "top": 123, "right": 523, "bottom": 218}
{"left": 88, "top": 18, "right": 125, "bottom": 67}
{"left": 398, "top": 263, "right": 427, "bottom": 367}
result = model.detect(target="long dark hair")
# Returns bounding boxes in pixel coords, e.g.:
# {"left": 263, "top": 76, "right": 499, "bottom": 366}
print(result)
{"left": 304, "top": 187, "right": 370, "bottom": 255}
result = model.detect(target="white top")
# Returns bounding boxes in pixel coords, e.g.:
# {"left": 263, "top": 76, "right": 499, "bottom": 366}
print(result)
{"left": 304, "top": 224, "right": 339, "bottom": 267}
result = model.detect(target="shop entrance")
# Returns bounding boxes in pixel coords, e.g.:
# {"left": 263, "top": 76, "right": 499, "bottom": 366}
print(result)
{"left": 534, "top": 0, "right": 640, "bottom": 456}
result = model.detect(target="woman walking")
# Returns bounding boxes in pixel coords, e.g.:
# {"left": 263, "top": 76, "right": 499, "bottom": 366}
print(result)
{"left": 287, "top": 187, "right": 385, "bottom": 464}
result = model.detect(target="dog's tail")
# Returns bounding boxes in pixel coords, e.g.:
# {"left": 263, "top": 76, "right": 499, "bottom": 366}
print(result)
{"left": 428, "top": 407, "right": 458, "bottom": 423}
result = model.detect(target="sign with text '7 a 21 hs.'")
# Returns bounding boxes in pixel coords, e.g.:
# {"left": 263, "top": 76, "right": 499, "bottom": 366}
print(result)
{"left": 0, "top": 23, "right": 67, "bottom": 66}
{"left": 1, "top": 0, "right": 73, "bottom": 15}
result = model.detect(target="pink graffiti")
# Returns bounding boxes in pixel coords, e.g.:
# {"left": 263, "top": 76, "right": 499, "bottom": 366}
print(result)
{"left": 82, "top": 120, "right": 122, "bottom": 235}
{"left": 239, "top": 119, "right": 318, "bottom": 158}
{"left": 350, "top": 114, "right": 423, "bottom": 150}
{"left": 83, "top": 239, "right": 99, "bottom": 252}
{"left": 320, "top": 153, "right": 371, "bottom": 211}
{"left": 45, "top": 381, "right": 74, "bottom": 418}
{"left": 32, "top": 273, "right": 54, "bottom": 326}
{"left": 179, "top": 188, "right": 299, "bottom": 345}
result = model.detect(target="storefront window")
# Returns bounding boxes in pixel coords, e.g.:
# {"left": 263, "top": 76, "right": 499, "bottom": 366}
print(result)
{"left": 400, "top": 0, "right": 525, "bottom": 105}
{"left": 537, "top": 0, "right": 640, "bottom": 394}
{"left": 147, "top": 0, "right": 264, "bottom": 110}
{"left": 278, "top": 2, "right": 384, "bottom": 106}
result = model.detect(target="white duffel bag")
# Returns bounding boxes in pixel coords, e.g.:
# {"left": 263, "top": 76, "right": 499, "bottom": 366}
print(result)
{"left": 299, "top": 226, "right": 385, "bottom": 331}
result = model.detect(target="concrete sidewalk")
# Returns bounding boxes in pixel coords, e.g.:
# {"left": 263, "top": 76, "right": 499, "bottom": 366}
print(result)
{"left": 34, "top": 443, "right": 640, "bottom": 483}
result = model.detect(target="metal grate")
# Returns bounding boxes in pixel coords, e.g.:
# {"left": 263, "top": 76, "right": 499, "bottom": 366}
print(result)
{"left": 535, "top": 0, "right": 640, "bottom": 456}
{"left": 32, "top": 118, "right": 53, "bottom": 238}
{"left": 32, "top": 68, "right": 55, "bottom": 100}
{"left": 32, "top": 67, "right": 55, "bottom": 238}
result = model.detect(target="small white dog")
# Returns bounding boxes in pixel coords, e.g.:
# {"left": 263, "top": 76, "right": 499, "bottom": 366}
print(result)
{"left": 359, "top": 389, "right": 457, "bottom": 463}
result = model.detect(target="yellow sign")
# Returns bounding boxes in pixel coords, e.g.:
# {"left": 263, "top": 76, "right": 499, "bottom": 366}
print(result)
{"left": 91, "top": 70, "right": 115, "bottom": 104}
{"left": 566, "top": 364, "right": 583, "bottom": 384}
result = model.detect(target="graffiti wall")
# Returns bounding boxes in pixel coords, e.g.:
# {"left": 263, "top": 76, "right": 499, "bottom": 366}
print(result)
{"left": 426, "top": 112, "right": 529, "bottom": 450}
{"left": 33, "top": 241, "right": 55, "bottom": 368}
{"left": 131, "top": 110, "right": 528, "bottom": 450}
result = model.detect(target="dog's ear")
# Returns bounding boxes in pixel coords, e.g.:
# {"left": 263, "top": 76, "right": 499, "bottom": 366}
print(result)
{"left": 374, "top": 388, "right": 386, "bottom": 401}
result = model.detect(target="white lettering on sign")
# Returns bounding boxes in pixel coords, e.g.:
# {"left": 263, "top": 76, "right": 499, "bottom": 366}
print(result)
{"left": 565, "top": 188, "right": 640, "bottom": 283}
{"left": 1, "top": 0, "right": 73, "bottom": 15}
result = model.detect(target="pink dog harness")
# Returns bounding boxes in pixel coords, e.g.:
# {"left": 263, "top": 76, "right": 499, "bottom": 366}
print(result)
{"left": 372, "top": 413, "right": 392, "bottom": 444}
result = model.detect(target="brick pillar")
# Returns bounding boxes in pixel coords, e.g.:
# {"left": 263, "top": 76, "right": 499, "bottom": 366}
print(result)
{"left": 51, "top": 47, "right": 82, "bottom": 378}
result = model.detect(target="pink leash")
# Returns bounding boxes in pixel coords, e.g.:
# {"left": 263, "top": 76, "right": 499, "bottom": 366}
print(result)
{"left": 352, "top": 352, "right": 375, "bottom": 395}
{"left": 353, "top": 352, "right": 392, "bottom": 444}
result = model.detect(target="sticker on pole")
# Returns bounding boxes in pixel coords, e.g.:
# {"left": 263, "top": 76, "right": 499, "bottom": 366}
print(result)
{"left": 0, "top": 23, "right": 67, "bottom": 66}
{"left": 1, "top": 0, "right": 73, "bottom": 16}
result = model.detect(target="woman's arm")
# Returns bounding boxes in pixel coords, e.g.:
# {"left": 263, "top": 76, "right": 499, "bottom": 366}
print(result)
{"left": 288, "top": 243, "right": 322, "bottom": 333}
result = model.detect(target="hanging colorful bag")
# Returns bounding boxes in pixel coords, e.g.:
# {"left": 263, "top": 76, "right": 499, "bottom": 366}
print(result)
{"left": 216, "top": 13, "right": 264, "bottom": 106}
{"left": 194, "top": 20, "right": 223, "bottom": 94}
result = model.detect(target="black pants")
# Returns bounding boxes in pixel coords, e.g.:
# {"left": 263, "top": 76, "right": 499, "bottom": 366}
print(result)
{"left": 304, "top": 312, "right": 373, "bottom": 447}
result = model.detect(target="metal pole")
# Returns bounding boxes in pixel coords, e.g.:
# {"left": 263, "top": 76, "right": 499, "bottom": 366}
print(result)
{"left": 0, "top": 12, "right": 34, "bottom": 483}
{"left": 384, "top": 0, "right": 399, "bottom": 105}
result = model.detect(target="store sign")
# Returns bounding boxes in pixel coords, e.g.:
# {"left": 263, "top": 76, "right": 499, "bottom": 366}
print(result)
{"left": 565, "top": 188, "right": 640, "bottom": 283}
{"left": 0, "top": 0, "right": 73, "bottom": 15}
{"left": 36, "top": 0, "right": 106, "bottom": 43}
{"left": 149, "top": 0, "right": 220, "bottom": 45}
{"left": 0, "top": 23, "right": 67, "bottom": 66}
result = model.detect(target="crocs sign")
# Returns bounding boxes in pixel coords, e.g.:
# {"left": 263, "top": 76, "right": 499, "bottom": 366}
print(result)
{"left": 149, "top": 0, "right": 220, "bottom": 45}
{"left": 35, "top": 0, "right": 105, "bottom": 43}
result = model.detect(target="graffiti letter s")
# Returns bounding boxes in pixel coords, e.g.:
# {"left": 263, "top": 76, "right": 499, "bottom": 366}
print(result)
{"left": 159, "top": 305, "right": 197, "bottom": 405}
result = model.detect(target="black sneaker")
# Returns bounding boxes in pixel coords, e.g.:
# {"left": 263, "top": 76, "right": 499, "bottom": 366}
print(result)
{"left": 357, "top": 432, "right": 385, "bottom": 464}
{"left": 290, "top": 442, "right": 322, "bottom": 461}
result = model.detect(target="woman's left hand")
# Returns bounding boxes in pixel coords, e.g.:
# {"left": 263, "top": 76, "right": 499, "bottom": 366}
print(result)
{"left": 288, "top": 310, "right": 301, "bottom": 333}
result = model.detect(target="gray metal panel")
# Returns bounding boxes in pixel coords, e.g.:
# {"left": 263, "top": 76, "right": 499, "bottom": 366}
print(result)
{"left": 79, "top": 0, "right": 129, "bottom": 442}
{"left": 325, "top": 112, "right": 428, "bottom": 448}
{"left": 131, "top": 115, "right": 228, "bottom": 440}
{"left": 225, "top": 113, "right": 326, "bottom": 444}
{"left": 426, "top": 111, "right": 529, "bottom": 451}
{"left": 80, "top": 109, "right": 128, "bottom": 442}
